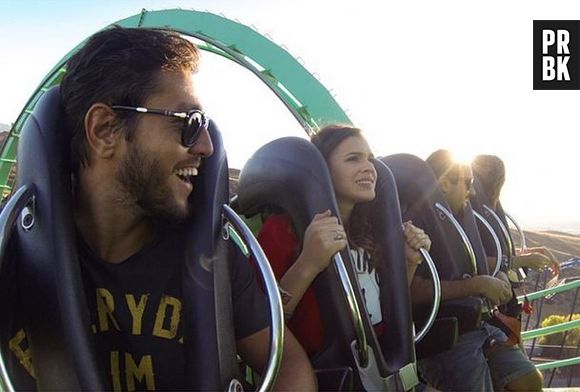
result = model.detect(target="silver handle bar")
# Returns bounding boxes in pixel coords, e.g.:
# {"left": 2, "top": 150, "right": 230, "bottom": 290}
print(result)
{"left": 483, "top": 205, "right": 514, "bottom": 257}
{"left": 414, "top": 248, "right": 441, "bottom": 343}
{"left": 435, "top": 203, "right": 494, "bottom": 314}
{"left": 483, "top": 206, "right": 527, "bottom": 280}
{"left": 434, "top": 202, "right": 477, "bottom": 275}
{"left": 473, "top": 211, "right": 502, "bottom": 277}
{"left": 504, "top": 211, "right": 527, "bottom": 250}
{"left": 503, "top": 210, "right": 528, "bottom": 280}
{"left": 222, "top": 205, "right": 284, "bottom": 392}
{"left": 333, "top": 253, "right": 369, "bottom": 368}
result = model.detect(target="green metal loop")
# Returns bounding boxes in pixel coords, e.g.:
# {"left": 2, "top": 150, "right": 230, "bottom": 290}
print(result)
{"left": 0, "top": 8, "right": 350, "bottom": 197}
{"left": 227, "top": 224, "right": 249, "bottom": 257}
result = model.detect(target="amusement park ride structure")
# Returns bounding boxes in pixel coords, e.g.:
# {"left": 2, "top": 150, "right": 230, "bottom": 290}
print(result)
{"left": 0, "top": 8, "right": 578, "bottom": 391}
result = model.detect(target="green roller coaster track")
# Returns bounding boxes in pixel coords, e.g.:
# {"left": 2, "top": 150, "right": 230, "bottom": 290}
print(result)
{"left": 0, "top": 8, "right": 351, "bottom": 198}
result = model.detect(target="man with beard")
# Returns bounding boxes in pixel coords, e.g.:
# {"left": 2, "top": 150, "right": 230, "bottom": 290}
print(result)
{"left": 410, "top": 149, "right": 542, "bottom": 391}
{"left": 2, "top": 27, "right": 315, "bottom": 390}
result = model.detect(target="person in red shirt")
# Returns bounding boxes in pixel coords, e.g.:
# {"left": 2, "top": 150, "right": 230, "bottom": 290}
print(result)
{"left": 257, "top": 124, "right": 431, "bottom": 355}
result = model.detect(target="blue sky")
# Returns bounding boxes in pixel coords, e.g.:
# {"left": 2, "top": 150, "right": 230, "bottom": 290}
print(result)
{"left": 0, "top": 0, "right": 579, "bottom": 232}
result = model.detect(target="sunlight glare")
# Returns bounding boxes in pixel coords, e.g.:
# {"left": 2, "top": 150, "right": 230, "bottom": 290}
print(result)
{"left": 450, "top": 149, "right": 476, "bottom": 167}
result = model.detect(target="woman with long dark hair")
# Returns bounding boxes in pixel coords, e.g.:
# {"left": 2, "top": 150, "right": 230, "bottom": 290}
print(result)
{"left": 257, "top": 124, "right": 431, "bottom": 355}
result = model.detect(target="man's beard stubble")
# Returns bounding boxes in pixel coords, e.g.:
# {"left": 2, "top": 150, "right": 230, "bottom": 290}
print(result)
{"left": 117, "top": 142, "right": 191, "bottom": 226}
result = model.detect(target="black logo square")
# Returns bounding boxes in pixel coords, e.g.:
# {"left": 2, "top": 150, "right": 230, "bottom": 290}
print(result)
{"left": 533, "top": 20, "right": 580, "bottom": 90}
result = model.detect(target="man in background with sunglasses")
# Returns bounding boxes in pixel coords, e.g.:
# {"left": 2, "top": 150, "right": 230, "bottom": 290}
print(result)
{"left": 2, "top": 26, "right": 315, "bottom": 390}
{"left": 410, "top": 149, "right": 542, "bottom": 391}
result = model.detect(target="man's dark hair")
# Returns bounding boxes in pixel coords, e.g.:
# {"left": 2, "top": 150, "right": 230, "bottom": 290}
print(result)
{"left": 472, "top": 154, "right": 505, "bottom": 199}
{"left": 60, "top": 26, "right": 200, "bottom": 174}
{"left": 426, "top": 149, "right": 461, "bottom": 180}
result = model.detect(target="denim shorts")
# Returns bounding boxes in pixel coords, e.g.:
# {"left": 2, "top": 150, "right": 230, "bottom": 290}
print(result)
{"left": 486, "top": 339, "right": 538, "bottom": 390}
{"left": 418, "top": 323, "right": 536, "bottom": 391}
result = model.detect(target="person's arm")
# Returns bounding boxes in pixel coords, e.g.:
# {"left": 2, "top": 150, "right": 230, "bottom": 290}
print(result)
{"left": 513, "top": 251, "right": 559, "bottom": 275}
{"left": 237, "top": 327, "right": 317, "bottom": 391}
{"left": 515, "top": 246, "right": 560, "bottom": 273}
{"left": 232, "top": 240, "right": 316, "bottom": 390}
{"left": 410, "top": 274, "right": 512, "bottom": 306}
{"left": 276, "top": 210, "right": 347, "bottom": 315}
{"left": 278, "top": 254, "right": 321, "bottom": 314}
{"left": 411, "top": 276, "right": 478, "bottom": 304}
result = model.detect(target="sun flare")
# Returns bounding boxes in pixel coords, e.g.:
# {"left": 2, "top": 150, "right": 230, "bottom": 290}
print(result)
{"left": 450, "top": 149, "right": 476, "bottom": 166}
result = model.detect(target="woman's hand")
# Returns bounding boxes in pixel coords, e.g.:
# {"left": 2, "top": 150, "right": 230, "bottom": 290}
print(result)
{"left": 403, "top": 221, "right": 431, "bottom": 266}
{"left": 300, "top": 210, "right": 348, "bottom": 275}
{"left": 279, "top": 210, "right": 348, "bottom": 316}
{"left": 402, "top": 221, "right": 431, "bottom": 284}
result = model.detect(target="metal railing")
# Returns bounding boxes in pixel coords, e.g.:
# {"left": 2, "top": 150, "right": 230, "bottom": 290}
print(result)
{"left": 518, "top": 271, "right": 580, "bottom": 387}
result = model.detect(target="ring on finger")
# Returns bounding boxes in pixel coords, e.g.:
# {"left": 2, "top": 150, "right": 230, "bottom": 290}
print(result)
{"left": 333, "top": 231, "right": 345, "bottom": 241}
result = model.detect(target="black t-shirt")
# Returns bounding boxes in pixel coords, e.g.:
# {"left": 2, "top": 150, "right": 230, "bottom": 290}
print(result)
{"left": 1, "top": 230, "right": 269, "bottom": 390}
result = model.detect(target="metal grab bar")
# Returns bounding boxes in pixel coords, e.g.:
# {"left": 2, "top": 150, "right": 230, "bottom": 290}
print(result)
{"left": 222, "top": 205, "right": 284, "bottom": 392}
{"left": 414, "top": 248, "right": 441, "bottom": 343}
{"left": 483, "top": 205, "right": 514, "bottom": 256}
{"left": 473, "top": 211, "right": 502, "bottom": 277}
{"left": 434, "top": 202, "right": 477, "bottom": 275}
{"left": 505, "top": 211, "right": 527, "bottom": 250}
{"left": 483, "top": 205, "right": 527, "bottom": 280}
{"left": 333, "top": 253, "right": 369, "bottom": 368}
{"left": 0, "top": 184, "right": 35, "bottom": 392}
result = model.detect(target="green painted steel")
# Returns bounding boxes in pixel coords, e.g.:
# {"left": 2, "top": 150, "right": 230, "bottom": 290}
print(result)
{"left": 535, "top": 355, "right": 580, "bottom": 371}
{"left": 227, "top": 224, "right": 249, "bottom": 257}
{"left": 522, "top": 318, "right": 580, "bottom": 341}
{"left": 517, "top": 279, "right": 580, "bottom": 302}
{"left": 0, "top": 8, "right": 350, "bottom": 198}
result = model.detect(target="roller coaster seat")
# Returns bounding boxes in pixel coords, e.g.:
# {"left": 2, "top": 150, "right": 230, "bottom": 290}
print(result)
{"left": 237, "top": 137, "right": 418, "bottom": 391}
{"left": 0, "top": 86, "right": 242, "bottom": 390}
{"left": 380, "top": 154, "right": 488, "bottom": 356}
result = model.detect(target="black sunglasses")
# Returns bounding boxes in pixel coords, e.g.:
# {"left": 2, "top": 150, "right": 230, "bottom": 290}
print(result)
{"left": 111, "top": 105, "right": 209, "bottom": 147}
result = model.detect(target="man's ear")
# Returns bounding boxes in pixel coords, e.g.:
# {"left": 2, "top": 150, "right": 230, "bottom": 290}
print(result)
{"left": 84, "top": 103, "right": 124, "bottom": 159}
{"left": 439, "top": 177, "right": 450, "bottom": 194}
